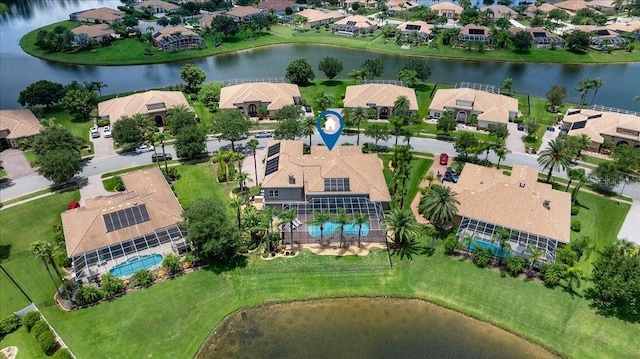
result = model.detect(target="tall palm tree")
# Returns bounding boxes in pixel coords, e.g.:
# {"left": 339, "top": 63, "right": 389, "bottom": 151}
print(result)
{"left": 262, "top": 206, "right": 278, "bottom": 252}
{"left": 565, "top": 264, "right": 583, "bottom": 292}
{"left": 573, "top": 78, "right": 592, "bottom": 108}
{"left": 333, "top": 208, "right": 352, "bottom": 248}
{"left": 570, "top": 169, "right": 588, "bottom": 204}
{"left": 589, "top": 78, "right": 604, "bottom": 105}
{"left": 574, "top": 134, "right": 592, "bottom": 160}
{"left": 392, "top": 95, "right": 410, "bottom": 119}
{"left": 353, "top": 213, "right": 369, "bottom": 247}
{"left": 351, "top": 107, "right": 367, "bottom": 146}
{"left": 493, "top": 228, "right": 512, "bottom": 266}
{"left": 418, "top": 185, "right": 460, "bottom": 228}
{"left": 30, "top": 241, "right": 62, "bottom": 297}
{"left": 237, "top": 172, "right": 251, "bottom": 194}
{"left": 389, "top": 115, "right": 406, "bottom": 146}
{"left": 154, "top": 132, "right": 170, "bottom": 174}
{"left": 420, "top": 223, "right": 437, "bottom": 250}
{"left": 566, "top": 167, "right": 586, "bottom": 192}
{"left": 247, "top": 139, "right": 259, "bottom": 185}
{"left": 229, "top": 197, "right": 245, "bottom": 231}
{"left": 385, "top": 208, "right": 420, "bottom": 250}
{"left": 242, "top": 205, "right": 264, "bottom": 245}
{"left": 308, "top": 210, "right": 332, "bottom": 246}
{"left": 537, "top": 138, "right": 572, "bottom": 182}
{"left": 493, "top": 145, "right": 510, "bottom": 169}
{"left": 279, "top": 208, "right": 297, "bottom": 250}
{"left": 526, "top": 245, "right": 543, "bottom": 278}
{"left": 462, "top": 232, "right": 477, "bottom": 258}
{"left": 301, "top": 117, "right": 316, "bottom": 148}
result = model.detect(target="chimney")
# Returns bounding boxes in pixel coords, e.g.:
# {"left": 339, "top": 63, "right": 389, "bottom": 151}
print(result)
{"left": 543, "top": 199, "right": 551, "bottom": 210}
{"left": 288, "top": 174, "right": 295, "bottom": 184}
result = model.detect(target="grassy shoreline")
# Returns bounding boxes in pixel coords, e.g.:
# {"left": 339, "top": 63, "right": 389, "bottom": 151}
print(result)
{"left": 20, "top": 22, "right": 640, "bottom": 66}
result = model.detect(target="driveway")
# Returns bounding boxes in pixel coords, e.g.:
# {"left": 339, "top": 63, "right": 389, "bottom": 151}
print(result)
{"left": 618, "top": 199, "right": 640, "bottom": 245}
{"left": 505, "top": 122, "right": 526, "bottom": 154}
{"left": 243, "top": 148, "right": 266, "bottom": 186}
{"left": 91, "top": 127, "right": 116, "bottom": 159}
{"left": 0, "top": 149, "right": 36, "bottom": 179}
{"left": 79, "top": 174, "right": 111, "bottom": 206}
{"left": 538, "top": 125, "right": 560, "bottom": 153}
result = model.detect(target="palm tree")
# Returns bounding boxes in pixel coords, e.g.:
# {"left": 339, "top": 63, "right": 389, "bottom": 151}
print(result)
{"left": 262, "top": 206, "right": 278, "bottom": 252}
{"left": 301, "top": 117, "right": 316, "bottom": 147}
{"left": 566, "top": 167, "right": 586, "bottom": 192}
{"left": 493, "top": 145, "right": 510, "bottom": 169}
{"left": 237, "top": 171, "right": 251, "bottom": 194}
{"left": 279, "top": 208, "right": 297, "bottom": 250}
{"left": 351, "top": 107, "right": 367, "bottom": 146}
{"left": 526, "top": 246, "right": 543, "bottom": 278}
{"left": 570, "top": 169, "right": 588, "bottom": 204}
{"left": 493, "top": 228, "right": 512, "bottom": 266}
{"left": 30, "top": 241, "right": 62, "bottom": 297}
{"left": 353, "top": 213, "right": 369, "bottom": 247}
{"left": 247, "top": 139, "right": 259, "bottom": 185}
{"left": 574, "top": 134, "right": 592, "bottom": 160}
{"left": 308, "top": 210, "right": 332, "bottom": 246}
{"left": 537, "top": 138, "right": 572, "bottom": 182}
{"left": 392, "top": 95, "right": 410, "bottom": 119}
{"left": 242, "top": 205, "right": 264, "bottom": 245}
{"left": 229, "top": 197, "right": 245, "bottom": 230}
{"left": 154, "top": 131, "right": 170, "bottom": 174}
{"left": 385, "top": 208, "right": 420, "bottom": 252}
{"left": 462, "top": 232, "right": 477, "bottom": 258}
{"left": 589, "top": 78, "right": 604, "bottom": 106}
{"left": 418, "top": 185, "right": 460, "bottom": 228}
{"left": 564, "top": 264, "right": 583, "bottom": 292}
{"left": 333, "top": 208, "right": 352, "bottom": 248}
{"left": 420, "top": 223, "right": 437, "bottom": 250}
{"left": 574, "top": 78, "right": 592, "bottom": 108}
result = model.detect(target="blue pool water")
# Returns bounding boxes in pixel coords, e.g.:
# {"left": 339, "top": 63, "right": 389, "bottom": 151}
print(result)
{"left": 469, "top": 237, "right": 508, "bottom": 258}
{"left": 308, "top": 222, "right": 370, "bottom": 237}
{"left": 109, "top": 254, "right": 163, "bottom": 277}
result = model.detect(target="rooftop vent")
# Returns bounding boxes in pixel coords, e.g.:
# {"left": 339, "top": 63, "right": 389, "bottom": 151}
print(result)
{"left": 543, "top": 199, "right": 551, "bottom": 209}
{"left": 519, "top": 183, "right": 526, "bottom": 188}
{"left": 288, "top": 174, "right": 295, "bottom": 184}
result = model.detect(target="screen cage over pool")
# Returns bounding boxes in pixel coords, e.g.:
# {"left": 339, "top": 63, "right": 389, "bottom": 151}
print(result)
{"left": 71, "top": 225, "right": 189, "bottom": 283}
{"left": 280, "top": 197, "right": 386, "bottom": 245}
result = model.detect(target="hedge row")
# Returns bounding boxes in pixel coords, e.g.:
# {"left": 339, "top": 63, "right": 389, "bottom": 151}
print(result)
{"left": 0, "top": 314, "right": 21, "bottom": 339}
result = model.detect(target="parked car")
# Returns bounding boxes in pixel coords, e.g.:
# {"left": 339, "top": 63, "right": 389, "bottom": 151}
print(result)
{"left": 445, "top": 167, "right": 460, "bottom": 183}
{"left": 254, "top": 131, "right": 273, "bottom": 138}
{"left": 151, "top": 153, "right": 172, "bottom": 162}
{"left": 90, "top": 126, "right": 100, "bottom": 138}
{"left": 517, "top": 122, "right": 525, "bottom": 131}
{"left": 67, "top": 201, "right": 80, "bottom": 210}
{"left": 103, "top": 126, "right": 112, "bottom": 138}
{"left": 135, "top": 144, "right": 154, "bottom": 154}
{"left": 304, "top": 105, "right": 312, "bottom": 113}
{"left": 439, "top": 153, "right": 449, "bottom": 165}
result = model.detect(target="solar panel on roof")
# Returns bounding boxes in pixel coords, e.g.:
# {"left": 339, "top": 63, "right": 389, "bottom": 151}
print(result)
{"left": 596, "top": 29, "right": 609, "bottom": 36}
{"left": 324, "top": 178, "right": 350, "bottom": 192}
{"left": 469, "top": 28, "right": 485, "bottom": 35}
{"left": 103, "top": 204, "right": 151, "bottom": 233}
{"left": 265, "top": 157, "right": 279, "bottom": 176}
{"left": 267, "top": 143, "right": 281, "bottom": 157}
{"left": 405, "top": 24, "right": 421, "bottom": 31}
{"left": 532, "top": 32, "right": 546, "bottom": 38}
{"left": 346, "top": 21, "right": 356, "bottom": 26}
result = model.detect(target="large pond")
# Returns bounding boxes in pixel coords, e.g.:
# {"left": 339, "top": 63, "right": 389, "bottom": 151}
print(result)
{"left": 196, "top": 298, "right": 558, "bottom": 359}
{"left": 1, "top": 0, "right": 639, "bottom": 111}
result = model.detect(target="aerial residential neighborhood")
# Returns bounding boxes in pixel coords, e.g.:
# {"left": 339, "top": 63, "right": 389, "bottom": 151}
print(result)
{"left": 0, "top": 0, "right": 639, "bottom": 358}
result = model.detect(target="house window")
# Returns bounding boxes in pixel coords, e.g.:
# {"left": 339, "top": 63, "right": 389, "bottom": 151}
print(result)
{"left": 433, "top": 112, "right": 441, "bottom": 119}
{"left": 268, "top": 190, "right": 279, "bottom": 197}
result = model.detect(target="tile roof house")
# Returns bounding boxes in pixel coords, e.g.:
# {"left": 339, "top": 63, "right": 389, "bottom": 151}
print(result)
{"left": 525, "top": 3, "right": 574, "bottom": 18}
{"left": 480, "top": 5, "right": 517, "bottom": 19}
{"left": 561, "top": 108, "right": 640, "bottom": 151}
{"left": 219, "top": 82, "right": 302, "bottom": 117}
{"left": 386, "top": 0, "right": 420, "bottom": 14}
{"left": 568, "top": 25, "right": 629, "bottom": 48}
{"left": 225, "top": 6, "right": 265, "bottom": 22}
{"left": 554, "top": 0, "right": 589, "bottom": 12}
{"left": 73, "top": 7, "right": 125, "bottom": 24}
{"left": 98, "top": 90, "right": 192, "bottom": 126}
{"left": 397, "top": 21, "right": 433, "bottom": 40}
{"left": 256, "top": 0, "right": 299, "bottom": 14}
{"left": 152, "top": 26, "right": 205, "bottom": 52}
{"left": 333, "top": 15, "right": 378, "bottom": 36}
{"left": 458, "top": 24, "right": 491, "bottom": 44}
{"left": 295, "top": 9, "right": 345, "bottom": 28}
{"left": 448, "top": 163, "right": 571, "bottom": 263}
{"left": 430, "top": 2, "right": 462, "bottom": 18}
{"left": 134, "top": 0, "right": 180, "bottom": 14}
{"left": 0, "top": 109, "right": 43, "bottom": 149}
{"left": 71, "top": 24, "right": 115, "bottom": 41}
{"left": 509, "top": 27, "right": 565, "bottom": 48}
{"left": 62, "top": 167, "right": 187, "bottom": 282}
{"left": 429, "top": 88, "right": 519, "bottom": 128}
{"left": 344, "top": 83, "right": 418, "bottom": 119}
{"left": 261, "top": 140, "right": 391, "bottom": 208}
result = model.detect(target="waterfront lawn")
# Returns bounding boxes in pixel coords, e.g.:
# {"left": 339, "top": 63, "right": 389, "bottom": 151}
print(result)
{"left": 379, "top": 154, "right": 432, "bottom": 209}
{"left": 40, "top": 244, "right": 640, "bottom": 359}
{"left": 0, "top": 327, "right": 49, "bottom": 359}
{"left": 298, "top": 80, "right": 349, "bottom": 111}
{"left": 42, "top": 105, "right": 94, "bottom": 145}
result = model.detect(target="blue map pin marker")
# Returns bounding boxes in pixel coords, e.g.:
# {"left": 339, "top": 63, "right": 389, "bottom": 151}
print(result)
{"left": 316, "top": 110, "right": 344, "bottom": 151}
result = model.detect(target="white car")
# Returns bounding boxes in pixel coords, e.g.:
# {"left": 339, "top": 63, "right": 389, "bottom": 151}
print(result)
{"left": 103, "top": 126, "right": 112, "bottom": 138}
{"left": 90, "top": 126, "right": 100, "bottom": 138}
{"left": 135, "top": 145, "right": 154, "bottom": 154}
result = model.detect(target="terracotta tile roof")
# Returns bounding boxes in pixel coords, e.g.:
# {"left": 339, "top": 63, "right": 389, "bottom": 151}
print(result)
{"left": 606, "top": 20, "right": 640, "bottom": 33}
{"left": 429, "top": 88, "right": 519, "bottom": 124}
{"left": 256, "top": 0, "right": 298, "bottom": 11}
{"left": 335, "top": 15, "right": 377, "bottom": 30}
{"left": 430, "top": 2, "right": 463, "bottom": 13}
{"left": 571, "top": 25, "right": 617, "bottom": 37}
{"left": 295, "top": 9, "right": 344, "bottom": 23}
{"left": 563, "top": 108, "right": 640, "bottom": 144}
{"left": 219, "top": 82, "right": 301, "bottom": 111}
{"left": 554, "top": 0, "right": 589, "bottom": 11}
{"left": 0, "top": 109, "right": 42, "bottom": 139}
{"left": 344, "top": 84, "right": 419, "bottom": 111}
{"left": 226, "top": 5, "right": 264, "bottom": 18}
{"left": 71, "top": 24, "right": 114, "bottom": 39}
{"left": 78, "top": 7, "right": 125, "bottom": 22}
{"left": 447, "top": 163, "right": 571, "bottom": 243}
{"left": 387, "top": 0, "right": 420, "bottom": 12}
{"left": 460, "top": 24, "right": 490, "bottom": 36}
{"left": 134, "top": 0, "right": 179, "bottom": 11}
{"left": 480, "top": 4, "right": 517, "bottom": 18}
{"left": 261, "top": 140, "right": 391, "bottom": 203}
{"left": 98, "top": 90, "right": 191, "bottom": 123}
{"left": 153, "top": 26, "right": 199, "bottom": 38}
{"left": 62, "top": 168, "right": 184, "bottom": 257}
{"left": 397, "top": 21, "right": 433, "bottom": 36}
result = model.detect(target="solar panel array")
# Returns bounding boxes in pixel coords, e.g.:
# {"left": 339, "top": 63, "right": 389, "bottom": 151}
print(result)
{"left": 346, "top": 21, "right": 356, "bottom": 26}
{"left": 267, "top": 143, "right": 281, "bottom": 157}
{"left": 532, "top": 32, "right": 547, "bottom": 38}
{"left": 265, "top": 157, "right": 280, "bottom": 176}
{"left": 596, "top": 29, "right": 610, "bottom": 36}
{"left": 324, "top": 178, "right": 351, "bottom": 192}
{"left": 469, "top": 28, "right": 485, "bottom": 35}
{"left": 103, "top": 204, "right": 151, "bottom": 233}
{"left": 405, "top": 24, "right": 421, "bottom": 31}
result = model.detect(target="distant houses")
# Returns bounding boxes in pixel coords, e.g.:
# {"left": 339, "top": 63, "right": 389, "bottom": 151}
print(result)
{"left": 429, "top": 88, "right": 519, "bottom": 128}
{"left": 70, "top": 7, "right": 125, "bottom": 25}
{"left": 510, "top": 27, "right": 565, "bottom": 49}
{"left": 294, "top": 9, "right": 345, "bottom": 28}
{"left": 561, "top": 108, "right": 640, "bottom": 151}
{"left": 256, "top": 0, "right": 299, "bottom": 15}
{"left": 0, "top": 109, "right": 43, "bottom": 149}
{"left": 225, "top": 6, "right": 265, "bottom": 22}
{"left": 98, "top": 90, "right": 192, "bottom": 126}
{"left": 333, "top": 15, "right": 378, "bottom": 36}
{"left": 344, "top": 83, "right": 418, "bottom": 119}
{"left": 430, "top": 2, "right": 462, "bottom": 19}
{"left": 152, "top": 26, "right": 205, "bottom": 52}
{"left": 218, "top": 82, "right": 302, "bottom": 117}
{"left": 397, "top": 21, "right": 433, "bottom": 41}
{"left": 71, "top": 24, "right": 116, "bottom": 43}
{"left": 134, "top": 0, "right": 179, "bottom": 14}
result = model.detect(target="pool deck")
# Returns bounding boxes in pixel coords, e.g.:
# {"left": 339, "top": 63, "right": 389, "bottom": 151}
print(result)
{"left": 278, "top": 242, "right": 387, "bottom": 256}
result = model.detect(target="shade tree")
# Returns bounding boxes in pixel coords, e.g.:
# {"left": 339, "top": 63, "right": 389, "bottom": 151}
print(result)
{"left": 318, "top": 56, "right": 343, "bottom": 81}
{"left": 180, "top": 64, "right": 206, "bottom": 92}
{"left": 360, "top": 58, "right": 385, "bottom": 80}
{"left": 183, "top": 198, "right": 241, "bottom": 263}
{"left": 285, "top": 58, "right": 315, "bottom": 86}
{"left": 18, "top": 80, "right": 65, "bottom": 108}
{"left": 175, "top": 124, "right": 206, "bottom": 159}
{"left": 62, "top": 87, "right": 97, "bottom": 119}
{"left": 211, "top": 110, "right": 253, "bottom": 151}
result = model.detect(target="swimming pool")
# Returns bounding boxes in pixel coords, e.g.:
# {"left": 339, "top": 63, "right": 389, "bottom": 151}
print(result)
{"left": 470, "top": 237, "right": 507, "bottom": 258}
{"left": 308, "top": 221, "right": 370, "bottom": 237}
{"left": 109, "top": 254, "right": 163, "bottom": 277}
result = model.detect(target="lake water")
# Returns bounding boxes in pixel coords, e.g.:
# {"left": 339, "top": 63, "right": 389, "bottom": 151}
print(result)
{"left": 196, "top": 297, "right": 559, "bottom": 359}
{"left": 0, "top": 0, "right": 639, "bottom": 111}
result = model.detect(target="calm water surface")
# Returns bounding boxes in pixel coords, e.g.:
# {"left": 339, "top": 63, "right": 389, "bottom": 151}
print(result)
{"left": 0, "top": 0, "right": 639, "bottom": 110}
{"left": 197, "top": 298, "right": 558, "bottom": 359}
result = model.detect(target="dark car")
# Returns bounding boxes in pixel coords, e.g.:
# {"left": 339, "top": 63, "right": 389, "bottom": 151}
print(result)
{"left": 304, "top": 105, "right": 312, "bottom": 113}
{"left": 517, "top": 122, "right": 525, "bottom": 131}
{"left": 445, "top": 167, "right": 460, "bottom": 183}
{"left": 439, "top": 153, "right": 449, "bottom": 165}
{"left": 152, "top": 153, "right": 172, "bottom": 162}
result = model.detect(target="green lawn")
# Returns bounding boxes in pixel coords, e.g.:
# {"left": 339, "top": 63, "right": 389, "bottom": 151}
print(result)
{"left": 21, "top": 22, "right": 640, "bottom": 65}
{"left": 379, "top": 154, "right": 432, "bottom": 209}
{"left": 172, "top": 162, "right": 234, "bottom": 207}
{"left": 298, "top": 79, "right": 349, "bottom": 111}
{"left": 0, "top": 327, "right": 49, "bottom": 359}
{"left": 582, "top": 154, "right": 611, "bottom": 166}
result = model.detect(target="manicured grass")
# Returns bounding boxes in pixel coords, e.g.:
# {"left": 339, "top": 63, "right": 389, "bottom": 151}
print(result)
{"left": 379, "top": 154, "right": 432, "bottom": 209}
{"left": 21, "top": 23, "right": 640, "bottom": 65}
{"left": 0, "top": 191, "right": 80, "bottom": 313}
{"left": 582, "top": 154, "right": 611, "bottom": 166}
{"left": 0, "top": 168, "right": 7, "bottom": 177}
{"left": 172, "top": 162, "right": 234, "bottom": 207}
{"left": 22, "top": 150, "right": 37, "bottom": 166}
{"left": 102, "top": 176, "right": 123, "bottom": 192}
{"left": 0, "top": 327, "right": 49, "bottom": 359}
{"left": 298, "top": 79, "right": 349, "bottom": 111}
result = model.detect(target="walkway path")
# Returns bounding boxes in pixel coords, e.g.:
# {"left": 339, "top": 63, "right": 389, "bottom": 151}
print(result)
{"left": 79, "top": 174, "right": 111, "bottom": 206}
{"left": 618, "top": 199, "right": 640, "bottom": 245}
{"left": 0, "top": 149, "right": 35, "bottom": 179}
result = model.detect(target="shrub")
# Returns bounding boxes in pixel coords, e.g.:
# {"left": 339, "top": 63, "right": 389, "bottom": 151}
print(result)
{"left": 504, "top": 256, "right": 526, "bottom": 275}
{"left": 22, "top": 311, "right": 41, "bottom": 332}
{"left": 443, "top": 235, "right": 461, "bottom": 255}
{"left": 78, "top": 285, "right": 103, "bottom": 305}
{"left": 31, "top": 320, "right": 49, "bottom": 339}
{"left": 571, "top": 219, "right": 581, "bottom": 232}
{"left": 162, "top": 253, "right": 182, "bottom": 274}
{"left": 473, "top": 247, "right": 493, "bottom": 268}
{"left": 541, "top": 263, "right": 565, "bottom": 287}
{"left": 100, "top": 273, "right": 125, "bottom": 299}
{"left": 131, "top": 269, "right": 155, "bottom": 287}
{"left": 53, "top": 348, "right": 74, "bottom": 359}
{"left": 0, "top": 314, "right": 21, "bottom": 337}
{"left": 436, "top": 134, "right": 454, "bottom": 142}
{"left": 37, "top": 330, "right": 58, "bottom": 354}
{"left": 96, "top": 119, "right": 110, "bottom": 127}
{"left": 571, "top": 205, "right": 580, "bottom": 215}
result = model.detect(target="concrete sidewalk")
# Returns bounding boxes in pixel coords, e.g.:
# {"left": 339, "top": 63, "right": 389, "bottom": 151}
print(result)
{"left": 617, "top": 199, "right": 640, "bottom": 245}
{"left": 79, "top": 174, "right": 111, "bottom": 206}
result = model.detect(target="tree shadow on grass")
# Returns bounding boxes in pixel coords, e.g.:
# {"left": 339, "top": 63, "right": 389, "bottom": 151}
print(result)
{"left": 319, "top": 80, "right": 345, "bottom": 87}
{"left": 204, "top": 255, "right": 248, "bottom": 274}
{"left": 0, "top": 244, "right": 11, "bottom": 263}
{"left": 584, "top": 288, "right": 640, "bottom": 323}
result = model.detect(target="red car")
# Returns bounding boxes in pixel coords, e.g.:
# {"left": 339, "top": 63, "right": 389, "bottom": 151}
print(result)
{"left": 67, "top": 201, "right": 80, "bottom": 210}
{"left": 439, "top": 153, "right": 449, "bottom": 165}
